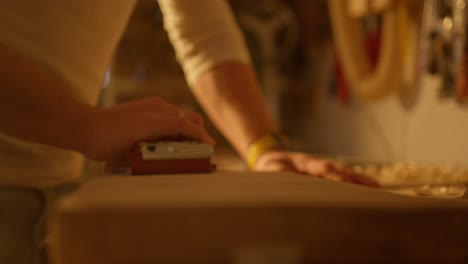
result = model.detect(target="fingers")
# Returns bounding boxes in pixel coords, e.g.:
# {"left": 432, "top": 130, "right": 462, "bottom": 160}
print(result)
{"left": 347, "top": 173, "right": 381, "bottom": 187}
{"left": 322, "top": 163, "right": 380, "bottom": 187}
{"left": 255, "top": 157, "right": 299, "bottom": 172}
{"left": 260, "top": 151, "right": 380, "bottom": 187}
{"left": 138, "top": 97, "right": 205, "bottom": 127}
{"left": 174, "top": 116, "right": 215, "bottom": 145}
{"left": 142, "top": 114, "right": 215, "bottom": 145}
{"left": 85, "top": 98, "right": 215, "bottom": 162}
{"left": 174, "top": 108, "right": 205, "bottom": 127}
{"left": 120, "top": 97, "right": 210, "bottom": 142}
{"left": 302, "top": 158, "right": 380, "bottom": 187}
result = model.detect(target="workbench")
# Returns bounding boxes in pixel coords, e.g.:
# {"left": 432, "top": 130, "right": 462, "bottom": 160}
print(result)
{"left": 50, "top": 172, "right": 468, "bottom": 264}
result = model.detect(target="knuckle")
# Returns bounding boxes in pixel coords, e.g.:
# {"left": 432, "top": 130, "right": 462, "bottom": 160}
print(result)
{"left": 324, "top": 162, "right": 336, "bottom": 172}
{"left": 176, "top": 117, "right": 190, "bottom": 130}
{"left": 191, "top": 110, "right": 202, "bottom": 119}
{"left": 193, "top": 115, "right": 204, "bottom": 124}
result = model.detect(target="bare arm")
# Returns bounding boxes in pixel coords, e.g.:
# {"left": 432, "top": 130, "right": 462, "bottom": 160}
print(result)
{"left": 191, "top": 61, "right": 378, "bottom": 187}
{"left": 191, "top": 62, "right": 277, "bottom": 159}
{"left": 157, "top": 0, "right": 378, "bottom": 186}
{"left": 157, "top": 0, "right": 276, "bottom": 158}
{"left": 0, "top": 45, "right": 214, "bottom": 161}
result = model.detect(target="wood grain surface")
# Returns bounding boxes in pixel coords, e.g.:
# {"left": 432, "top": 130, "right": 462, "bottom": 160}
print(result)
{"left": 50, "top": 172, "right": 468, "bottom": 264}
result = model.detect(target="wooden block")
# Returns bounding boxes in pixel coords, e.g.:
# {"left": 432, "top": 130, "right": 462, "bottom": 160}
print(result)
{"left": 130, "top": 140, "right": 215, "bottom": 175}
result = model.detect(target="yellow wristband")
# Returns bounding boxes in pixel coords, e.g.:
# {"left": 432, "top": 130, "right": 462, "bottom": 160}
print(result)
{"left": 246, "top": 133, "right": 281, "bottom": 170}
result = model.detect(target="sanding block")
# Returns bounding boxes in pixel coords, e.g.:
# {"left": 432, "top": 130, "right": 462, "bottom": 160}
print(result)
{"left": 130, "top": 140, "right": 215, "bottom": 175}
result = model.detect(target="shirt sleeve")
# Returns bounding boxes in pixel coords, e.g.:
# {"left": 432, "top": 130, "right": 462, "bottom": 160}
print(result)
{"left": 0, "top": 1, "right": 135, "bottom": 102}
{"left": 157, "top": 0, "right": 252, "bottom": 86}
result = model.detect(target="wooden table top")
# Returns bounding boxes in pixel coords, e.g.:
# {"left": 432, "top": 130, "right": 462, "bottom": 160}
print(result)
{"left": 51, "top": 172, "right": 468, "bottom": 264}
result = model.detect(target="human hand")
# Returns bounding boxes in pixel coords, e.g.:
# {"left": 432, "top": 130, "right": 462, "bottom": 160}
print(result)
{"left": 82, "top": 97, "right": 215, "bottom": 161}
{"left": 254, "top": 150, "right": 380, "bottom": 187}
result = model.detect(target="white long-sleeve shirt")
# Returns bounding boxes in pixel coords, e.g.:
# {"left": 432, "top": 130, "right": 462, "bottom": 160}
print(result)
{"left": 0, "top": 0, "right": 250, "bottom": 187}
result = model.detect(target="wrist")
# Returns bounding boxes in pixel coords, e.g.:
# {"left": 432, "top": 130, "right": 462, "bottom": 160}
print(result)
{"left": 245, "top": 132, "right": 287, "bottom": 170}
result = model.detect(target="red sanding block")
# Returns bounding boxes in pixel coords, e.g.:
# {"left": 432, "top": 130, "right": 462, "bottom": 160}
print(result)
{"left": 130, "top": 140, "right": 215, "bottom": 175}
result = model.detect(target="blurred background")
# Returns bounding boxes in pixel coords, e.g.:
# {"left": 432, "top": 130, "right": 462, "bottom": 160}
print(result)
{"left": 97, "top": 0, "right": 468, "bottom": 172}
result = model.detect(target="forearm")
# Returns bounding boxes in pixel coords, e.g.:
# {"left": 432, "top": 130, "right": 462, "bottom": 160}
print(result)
{"left": 0, "top": 45, "right": 93, "bottom": 153}
{"left": 192, "top": 61, "right": 277, "bottom": 159}
{"left": 158, "top": 0, "right": 278, "bottom": 158}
